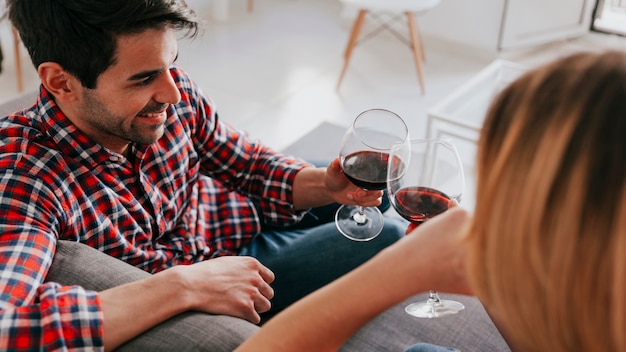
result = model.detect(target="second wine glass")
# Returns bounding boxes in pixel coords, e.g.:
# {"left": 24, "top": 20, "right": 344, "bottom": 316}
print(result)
{"left": 387, "top": 138, "right": 466, "bottom": 318}
{"left": 335, "top": 109, "right": 409, "bottom": 241}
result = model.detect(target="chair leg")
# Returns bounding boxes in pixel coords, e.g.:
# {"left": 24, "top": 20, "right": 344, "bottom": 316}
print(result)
{"left": 12, "top": 26, "right": 24, "bottom": 93}
{"left": 337, "top": 9, "right": 368, "bottom": 90}
{"left": 247, "top": 0, "right": 254, "bottom": 12}
{"left": 406, "top": 12, "right": 425, "bottom": 95}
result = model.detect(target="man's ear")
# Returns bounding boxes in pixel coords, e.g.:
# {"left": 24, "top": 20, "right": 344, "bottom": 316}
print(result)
{"left": 38, "top": 62, "right": 81, "bottom": 103}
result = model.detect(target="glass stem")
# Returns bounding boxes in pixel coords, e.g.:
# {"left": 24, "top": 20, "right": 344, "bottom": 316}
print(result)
{"left": 427, "top": 290, "right": 442, "bottom": 306}
{"left": 353, "top": 206, "right": 368, "bottom": 224}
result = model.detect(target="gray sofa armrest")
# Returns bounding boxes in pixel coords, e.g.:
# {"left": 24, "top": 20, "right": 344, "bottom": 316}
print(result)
{"left": 46, "top": 240, "right": 259, "bottom": 352}
{"left": 0, "top": 91, "right": 38, "bottom": 116}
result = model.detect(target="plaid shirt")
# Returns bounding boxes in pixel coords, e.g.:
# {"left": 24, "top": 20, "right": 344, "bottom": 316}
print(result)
{"left": 0, "top": 65, "right": 310, "bottom": 350}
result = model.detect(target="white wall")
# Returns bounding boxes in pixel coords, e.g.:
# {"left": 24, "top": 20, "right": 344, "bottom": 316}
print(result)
{"left": 419, "top": 0, "right": 506, "bottom": 57}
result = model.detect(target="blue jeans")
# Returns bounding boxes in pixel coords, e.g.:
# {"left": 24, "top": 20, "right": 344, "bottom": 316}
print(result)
{"left": 240, "top": 198, "right": 406, "bottom": 321}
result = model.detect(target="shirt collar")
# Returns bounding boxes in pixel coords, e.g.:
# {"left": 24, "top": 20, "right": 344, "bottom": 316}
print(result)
{"left": 36, "top": 86, "right": 127, "bottom": 166}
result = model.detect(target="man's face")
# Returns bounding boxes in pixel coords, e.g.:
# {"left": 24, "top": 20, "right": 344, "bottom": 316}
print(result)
{"left": 70, "top": 27, "right": 181, "bottom": 154}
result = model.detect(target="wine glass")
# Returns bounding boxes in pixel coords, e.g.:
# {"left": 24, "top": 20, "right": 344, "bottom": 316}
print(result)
{"left": 387, "top": 138, "right": 466, "bottom": 318}
{"left": 335, "top": 109, "right": 409, "bottom": 241}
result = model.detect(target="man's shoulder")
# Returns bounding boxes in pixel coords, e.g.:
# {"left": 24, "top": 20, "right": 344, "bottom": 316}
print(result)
{"left": 0, "top": 108, "right": 50, "bottom": 147}
{"left": 0, "top": 112, "right": 66, "bottom": 177}
{"left": 0, "top": 91, "right": 45, "bottom": 142}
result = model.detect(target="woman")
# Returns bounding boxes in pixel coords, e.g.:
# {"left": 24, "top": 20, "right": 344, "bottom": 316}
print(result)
{"left": 235, "top": 50, "right": 626, "bottom": 351}
{"left": 466, "top": 49, "right": 626, "bottom": 351}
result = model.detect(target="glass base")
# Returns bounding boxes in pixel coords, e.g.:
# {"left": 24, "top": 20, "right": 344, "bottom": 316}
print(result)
{"left": 405, "top": 299, "right": 465, "bottom": 318}
{"left": 335, "top": 205, "right": 384, "bottom": 241}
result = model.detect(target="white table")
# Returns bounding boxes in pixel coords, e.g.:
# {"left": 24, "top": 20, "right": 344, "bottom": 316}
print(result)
{"left": 426, "top": 59, "right": 528, "bottom": 208}
{"left": 427, "top": 59, "right": 528, "bottom": 143}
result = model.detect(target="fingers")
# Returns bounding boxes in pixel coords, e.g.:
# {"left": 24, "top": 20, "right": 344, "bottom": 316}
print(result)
{"left": 254, "top": 288, "right": 272, "bottom": 314}
{"left": 328, "top": 158, "right": 342, "bottom": 174}
{"left": 258, "top": 263, "right": 275, "bottom": 284}
{"left": 326, "top": 157, "right": 385, "bottom": 207}
{"left": 255, "top": 275, "right": 274, "bottom": 313}
{"left": 181, "top": 256, "right": 279, "bottom": 324}
{"left": 347, "top": 189, "right": 383, "bottom": 207}
{"left": 405, "top": 200, "right": 462, "bottom": 235}
{"left": 246, "top": 258, "right": 275, "bottom": 315}
{"left": 242, "top": 270, "right": 274, "bottom": 324}
{"left": 233, "top": 282, "right": 273, "bottom": 324}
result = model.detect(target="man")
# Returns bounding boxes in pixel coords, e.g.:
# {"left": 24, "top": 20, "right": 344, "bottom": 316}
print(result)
{"left": 1, "top": 0, "right": 405, "bottom": 350}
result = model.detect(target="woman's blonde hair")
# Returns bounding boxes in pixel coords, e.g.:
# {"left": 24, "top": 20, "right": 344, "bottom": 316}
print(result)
{"left": 467, "top": 51, "right": 626, "bottom": 351}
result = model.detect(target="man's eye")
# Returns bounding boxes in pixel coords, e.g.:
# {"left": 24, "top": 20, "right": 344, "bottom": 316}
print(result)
{"left": 138, "top": 76, "right": 157, "bottom": 86}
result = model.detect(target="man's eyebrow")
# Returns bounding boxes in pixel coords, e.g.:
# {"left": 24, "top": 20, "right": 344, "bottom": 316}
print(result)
{"left": 127, "top": 69, "right": 164, "bottom": 82}
{"left": 127, "top": 54, "right": 178, "bottom": 82}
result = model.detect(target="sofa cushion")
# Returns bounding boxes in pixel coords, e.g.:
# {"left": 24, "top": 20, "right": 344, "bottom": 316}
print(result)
{"left": 0, "top": 91, "right": 38, "bottom": 116}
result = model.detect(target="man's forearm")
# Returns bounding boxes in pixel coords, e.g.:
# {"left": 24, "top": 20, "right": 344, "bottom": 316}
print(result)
{"left": 99, "top": 268, "right": 189, "bottom": 351}
{"left": 291, "top": 167, "right": 334, "bottom": 210}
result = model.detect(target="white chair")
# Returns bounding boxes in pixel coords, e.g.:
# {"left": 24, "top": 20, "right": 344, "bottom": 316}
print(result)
{"left": 337, "top": 0, "right": 440, "bottom": 94}
{"left": 12, "top": 26, "right": 24, "bottom": 93}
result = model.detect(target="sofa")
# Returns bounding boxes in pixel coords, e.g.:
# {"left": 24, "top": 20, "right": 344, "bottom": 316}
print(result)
{"left": 0, "top": 92, "right": 511, "bottom": 351}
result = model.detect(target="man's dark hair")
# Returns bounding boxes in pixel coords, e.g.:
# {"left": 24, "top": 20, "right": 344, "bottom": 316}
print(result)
{"left": 7, "top": 0, "right": 200, "bottom": 88}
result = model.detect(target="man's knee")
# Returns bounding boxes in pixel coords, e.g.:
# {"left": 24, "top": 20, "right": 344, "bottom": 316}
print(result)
{"left": 378, "top": 216, "right": 407, "bottom": 243}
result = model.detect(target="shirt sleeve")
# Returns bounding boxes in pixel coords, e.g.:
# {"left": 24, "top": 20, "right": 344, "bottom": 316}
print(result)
{"left": 173, "top": 66, "right": 313, "bottom": 226}
{"left": 203, "top": 118, "right": 312, "bottom": 225}
{"left": 0, "top": 166, "right": 104, "bottom": 350}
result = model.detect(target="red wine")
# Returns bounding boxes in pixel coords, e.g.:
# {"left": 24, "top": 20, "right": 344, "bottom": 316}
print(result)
{"left": 393, "top": 187, "right": 450, "bottom": 224}
{"left": 342, "top": 150, "right": 393, "bottom": 190}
